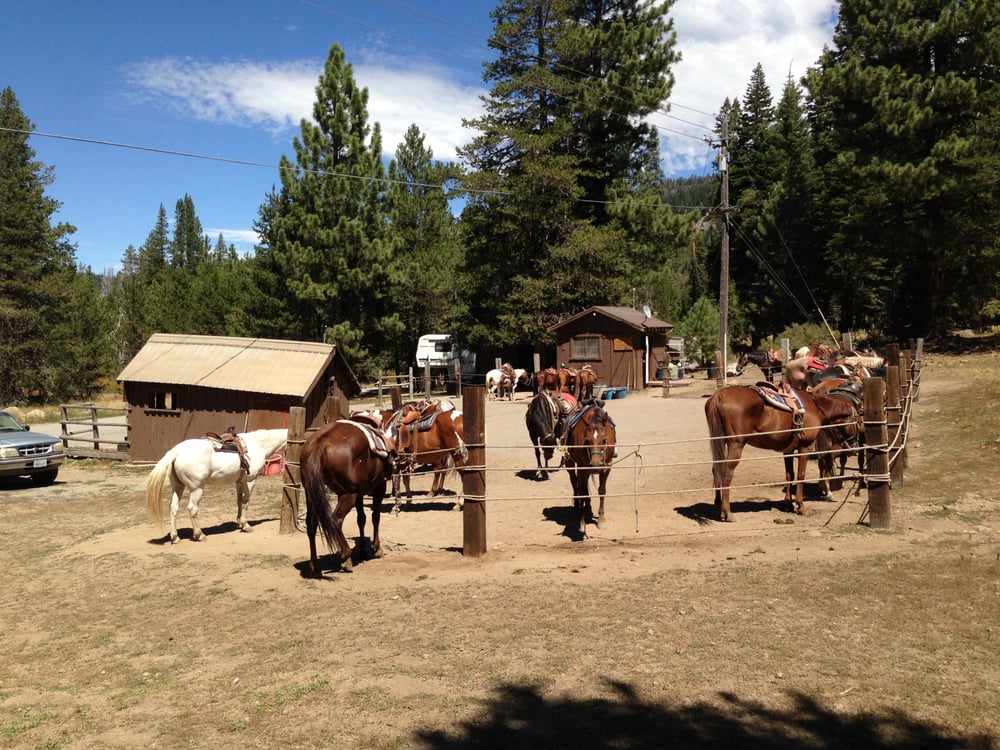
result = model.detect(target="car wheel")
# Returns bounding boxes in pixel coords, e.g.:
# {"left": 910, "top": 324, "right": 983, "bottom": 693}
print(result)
{"left": 31, "top": 469, "right": 58, "bottom": 485}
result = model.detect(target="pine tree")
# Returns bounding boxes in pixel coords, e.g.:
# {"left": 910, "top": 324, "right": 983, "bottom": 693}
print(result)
{"left": 386, "top": 124, "right": 464, "bottom": 369}
{"left": 459, "top": 0, "right": 683, "bottom": 347}
{"left": 805, "top": 0, "right": 1000, "bottom": 336}
{"left": 255, "top": 44, "right": 394, "bottom": 372}
{"left": 0, "top": 87, "right": 106, "bottom": 402}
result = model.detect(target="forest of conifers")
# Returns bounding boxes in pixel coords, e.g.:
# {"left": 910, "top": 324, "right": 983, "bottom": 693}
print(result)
{"left": 1, "top": 0, "right": 997, "bottom": 403}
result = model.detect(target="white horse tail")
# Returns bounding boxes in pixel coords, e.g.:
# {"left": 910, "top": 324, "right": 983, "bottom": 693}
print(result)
{"left": 145, "top": 447, "right": 179, "bottom": 528}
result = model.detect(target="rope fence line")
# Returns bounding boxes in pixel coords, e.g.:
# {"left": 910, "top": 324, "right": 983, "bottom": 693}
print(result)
{"left": 280, "top": 341, "right": 923, "bottom": 540}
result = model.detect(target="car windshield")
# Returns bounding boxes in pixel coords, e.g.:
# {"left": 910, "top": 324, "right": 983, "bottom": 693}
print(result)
{"left": 0, "top": 413, "right": 27, "bottom": 432}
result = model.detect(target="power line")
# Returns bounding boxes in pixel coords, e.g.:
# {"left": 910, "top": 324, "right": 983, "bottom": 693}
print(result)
{"left": 3, "top": 126, "right": 714, "bottom": 214}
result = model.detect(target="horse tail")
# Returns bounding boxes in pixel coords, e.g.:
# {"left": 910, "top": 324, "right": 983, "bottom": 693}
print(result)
{"left": 145, "top": 447, "right": 178, "bottom": 529}
{"left": 301, "top": 442, "right": 339, "bottom": 553}
{"left": 704, "top": 393, "right": 730, "bottom": 481}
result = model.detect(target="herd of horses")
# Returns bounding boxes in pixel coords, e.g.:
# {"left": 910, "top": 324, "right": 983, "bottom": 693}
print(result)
{"left": 145, "top": 344, "right": 883, "bottom": 576}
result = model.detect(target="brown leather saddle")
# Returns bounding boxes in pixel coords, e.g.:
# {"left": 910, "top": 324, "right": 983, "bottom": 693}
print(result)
{"left": 206, "top": 428, "right": 250, "bottom": 474}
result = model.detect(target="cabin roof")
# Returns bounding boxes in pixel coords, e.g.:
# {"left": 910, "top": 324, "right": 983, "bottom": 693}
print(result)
{"left": 117, "top": 333, "right": 360, "bottom": 398}
{"left": 547, "top": 305, "right": 673, "bottom": 334}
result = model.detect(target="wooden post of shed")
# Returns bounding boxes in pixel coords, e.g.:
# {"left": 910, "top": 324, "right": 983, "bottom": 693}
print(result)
{"left": 886, "top": 365, "right": 904, "bottom": 488}
{"left": 424, "top": 362, "right": 432, "bottom": 399}
{"left": 461, "top": 384, "right": 487, "bottom": 557}
{"left": 863, "top": 377, "right": 890, "bottom": 529}
{"left": 280, "top": 406, "right": 307, "bottom": 534}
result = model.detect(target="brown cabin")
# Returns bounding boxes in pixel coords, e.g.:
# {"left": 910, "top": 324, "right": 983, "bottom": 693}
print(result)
{"left": 547, "top": 306, "right": 673, "bottom": 391}
{"left": 117, "top": 334, "right": 361, "bottom": 462}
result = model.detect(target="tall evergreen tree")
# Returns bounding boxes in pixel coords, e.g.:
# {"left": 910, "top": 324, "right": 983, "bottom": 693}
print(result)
{"left": 255, "top": 44, "right": 396, "bottom": 372}
{"left": 385, "top": 124, "right": 464, "bottom": 369}
{"left": 460, "top": 0, "right": 683, "bottom": 347}
{"left": 805, "top": 0, "right": 1000, "bottom": 336}
{"left": 0, "top": 87, "right": 108, "bottom": 401}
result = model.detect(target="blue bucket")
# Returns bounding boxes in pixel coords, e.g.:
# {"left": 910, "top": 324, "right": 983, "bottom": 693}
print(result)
{"left": 614, "top": 386, "right": 627, "bottom": 399}
{"left": 602, "top": 387, "right": 615, "bottom": 399}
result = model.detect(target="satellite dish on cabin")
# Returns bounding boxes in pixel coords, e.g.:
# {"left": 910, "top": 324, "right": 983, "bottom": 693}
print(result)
{"left": 642, "top": 304, "right": 651, "bottom": 319}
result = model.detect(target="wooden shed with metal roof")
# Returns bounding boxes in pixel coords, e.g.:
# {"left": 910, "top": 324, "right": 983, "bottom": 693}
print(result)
{"left": 547, "top": 306, "right": 673, "bottom": 391}
{"left": 117, "top": 334, "right": 361, "bottom": 462}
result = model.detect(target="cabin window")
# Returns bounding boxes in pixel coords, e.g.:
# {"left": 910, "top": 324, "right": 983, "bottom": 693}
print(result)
{"left": 571, "top": 336, "right": 601, "bottom": 360}
{"left": 149, "top": 390, "right": 177, "bottom": 410}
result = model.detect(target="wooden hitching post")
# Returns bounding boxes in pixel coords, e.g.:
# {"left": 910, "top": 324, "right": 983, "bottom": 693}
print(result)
{"left": 863, "top": 377, "right": 890, "bottom": 529}
{"left": 885, "top": 365, "right": 903, "bottom": 488}
{"left": 280, "top": 406, "right": 307, "bottom": 534}
{"left": 461, "top": 384, "right": 487, "bottom": 557}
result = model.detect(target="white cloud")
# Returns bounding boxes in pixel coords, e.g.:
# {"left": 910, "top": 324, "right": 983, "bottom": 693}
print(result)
{"left": 124, "top": 58, "right": 316, "bottom": 134}
{"left": 661, "top": 0, "right": 838, "bottom": 174}
{"left": 123, "top": 56, "right": 485, "bottom": 163}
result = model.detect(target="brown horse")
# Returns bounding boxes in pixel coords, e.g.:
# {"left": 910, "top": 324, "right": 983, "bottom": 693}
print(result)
{"left": 557, "top": 367, "right": 577, "bottom": 397}
{"left": 562, "top": 400, "right": 617, "bottom": 538}
{"left": 811, "top": 378, "right": 865, "bottom": 493}
{"left": 535, "top": 367, "right": 559, "bottom": 393}
{"left": 382, "top": 400, "right": 467, "bottom": 509}
{"left": 576, "top": 365, "right": 598, "bottom": 399}
{"left": 704, "top": 385, "right": 858, "bottom": 521}
{"left": 301, "top": 419, "right": 396, "bottom": 576}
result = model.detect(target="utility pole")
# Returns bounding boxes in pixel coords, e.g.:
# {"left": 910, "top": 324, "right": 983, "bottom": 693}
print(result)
{"left": 708, "top": 115, "right": 734, "bottom": 388}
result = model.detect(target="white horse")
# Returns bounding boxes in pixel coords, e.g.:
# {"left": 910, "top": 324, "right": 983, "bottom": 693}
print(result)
{"left": 485, "top": 368, "right": 512, "bottom": 400}
{"left": 146, "top": 428, "right": 288, "bottom": 544}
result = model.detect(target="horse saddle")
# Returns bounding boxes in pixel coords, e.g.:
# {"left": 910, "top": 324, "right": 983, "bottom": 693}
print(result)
{"left": 824, "top": 379, "right": 864, "bottom": 408}
{"left": 205, "top": 430, "right": 250, "bottom": 473}
{"left": 565, "top": 401, "right": 616, "bottom": 432}
{"left": 338, "top": 419, "right": 396, "bottom": 460}
{"left": 752, "top": 383, "right": 806, "bottom": 423}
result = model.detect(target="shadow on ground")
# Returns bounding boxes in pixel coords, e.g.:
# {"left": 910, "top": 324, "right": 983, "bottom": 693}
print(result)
{"left": 415, "top": 680, "right": 993, "bottom": 749}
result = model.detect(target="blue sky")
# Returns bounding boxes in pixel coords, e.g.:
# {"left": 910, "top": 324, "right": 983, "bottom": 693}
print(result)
{"left": 3, "top": 0, "right": 837, "bottom": 272}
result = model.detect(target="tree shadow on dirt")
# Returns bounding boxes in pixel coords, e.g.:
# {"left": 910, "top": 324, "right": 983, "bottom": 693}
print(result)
{"left": 414, "top": 680, "right": 992, "bottom": 749}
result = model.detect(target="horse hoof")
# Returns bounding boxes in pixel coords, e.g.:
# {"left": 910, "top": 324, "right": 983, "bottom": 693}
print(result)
{"left": 170, "top": 535, "right": 180, "bottom": 545}
{"left": 239, "top": 524, "right": 253, "bottom": 533}
{"left": 193, "top": 531, "right": 205, "bottom": 542}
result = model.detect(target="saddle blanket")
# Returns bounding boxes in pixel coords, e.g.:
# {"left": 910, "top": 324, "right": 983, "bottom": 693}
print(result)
{"left": 337, "top": 419, "right": 393, "bottom": 459}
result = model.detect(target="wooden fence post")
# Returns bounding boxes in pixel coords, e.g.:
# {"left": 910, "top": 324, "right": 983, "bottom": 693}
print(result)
{"left": 280, "top": 406, "right": 307, "bottom": 534}
{"left": 462, "top": 385, "right": 487, "bottom": 557}
{"left": 864, "top": 377, "right": 890, "bottom": 529}
{"left": 885, "top": 365, "right": 904, "bottom": 487}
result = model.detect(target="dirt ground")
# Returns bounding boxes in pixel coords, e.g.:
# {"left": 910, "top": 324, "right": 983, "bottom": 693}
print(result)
{"left": 2, "top": 357, "right": 998, "bottom": 749}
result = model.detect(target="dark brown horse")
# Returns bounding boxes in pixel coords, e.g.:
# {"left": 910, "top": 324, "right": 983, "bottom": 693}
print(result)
{"left": 704, "top": 385, "right": 858, "bottom": 521}
{"left": 737, "top": 349, "right": 782, "bottom": 382}
{"left": 301, "top": 419, "right": 396, "bottom": 576}
{"left": 562, "top": 400, "right": 617, "bottom": 537}
{"left": 811, "top": 378, "right": 865, "bottom": 493}
{"left": 524, "top": 391, "right": 573, "bottom": 479}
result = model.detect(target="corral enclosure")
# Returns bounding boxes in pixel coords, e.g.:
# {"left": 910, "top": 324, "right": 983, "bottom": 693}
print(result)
{"left": 1, "top": 351, "right": 998, "bottom": 748}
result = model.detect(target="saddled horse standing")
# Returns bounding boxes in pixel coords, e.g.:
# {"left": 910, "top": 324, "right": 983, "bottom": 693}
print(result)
{"left": 575, "top": 365, "right": 598, "bottom": 399}
{"left": 562, "top": 400, "right": 617, "bottom": 538}
{"left": 301, "top": 418, "right": 396, "bottom": 576}
{"left": 524, "top": 391, "right": 574, "bottom": 479}
{"left": 737, "top": 349, "right": 782, "bottom": 382}
{"left": 704, "top": 385, "right": 858, "bottom": 521}
{"left": 535, "top": 367, "right": 560, "bottom": 394}
{"left": 378, "top": 400, "right": 467, "bottom": 509}
{"left": 146, "top": 428, "right": 288, "bottom": 544}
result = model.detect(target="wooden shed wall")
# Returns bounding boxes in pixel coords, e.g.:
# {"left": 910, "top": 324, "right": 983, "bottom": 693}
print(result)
{"left": 122, "top": 381, "right": 347, "bottom": 463}
{"left": 553, "top": 316, "right": 668, "bottom": 390}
